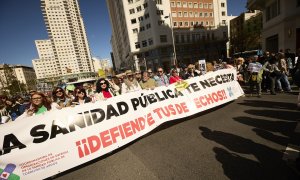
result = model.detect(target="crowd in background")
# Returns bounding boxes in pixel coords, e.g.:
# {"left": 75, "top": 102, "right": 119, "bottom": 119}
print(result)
{"left": 1, "top": 48, "right": 300, "bottom": 124}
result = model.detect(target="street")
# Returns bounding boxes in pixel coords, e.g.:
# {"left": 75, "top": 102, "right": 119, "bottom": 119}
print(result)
{"left": 52, "top": 90, "right": 300, "bottom": 180}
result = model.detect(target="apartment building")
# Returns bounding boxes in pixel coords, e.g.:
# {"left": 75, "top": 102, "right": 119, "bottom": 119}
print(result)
{"left": 247, "top": 0, "right": 300, "bottom": 53}
{"left": 230, "top": 10, "right": 262, "bottom": 54}
{"left": 33, "top": 0, "right": 94, "bottom": 82}
{"left": 0, "top": 64, "right": 37, "bottom": 92}
{"left": 108, "top": 0, "right": 231, "bottom": 71}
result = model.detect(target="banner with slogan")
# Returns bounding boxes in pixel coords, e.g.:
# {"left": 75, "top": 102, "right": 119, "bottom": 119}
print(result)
{"left": 0, "top": 68, "right": 244, "bottom": 179}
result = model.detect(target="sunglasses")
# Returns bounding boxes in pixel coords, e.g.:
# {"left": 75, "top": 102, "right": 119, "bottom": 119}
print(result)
{"left": 158, "top": 71, "right": 163, "bottom": 73}
{"left": 100, "top": 82, "right": 106, "bottom": 85}
{"left": 56, "top": 89, "right": 63, "bottom": 93}
{"left": 32, "top": 97, "right": 42, "bottom": 100}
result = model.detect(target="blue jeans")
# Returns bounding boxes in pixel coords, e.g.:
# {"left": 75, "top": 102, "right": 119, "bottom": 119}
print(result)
{"left": 276, "top": 73, "right": 291, "bottom": 91}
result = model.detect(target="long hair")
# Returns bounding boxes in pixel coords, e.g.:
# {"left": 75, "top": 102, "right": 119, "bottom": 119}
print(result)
{"left": 30, "top": 92, "right": 52, "bottom": 113}
{"left": 52, "top": 87, "right": 68, "bottom": 102}
{"left": 73, "top": 88, "right": 87, "bottom": 102}
{"left": 96, "top": 78, "right": 110, "bottom": 93}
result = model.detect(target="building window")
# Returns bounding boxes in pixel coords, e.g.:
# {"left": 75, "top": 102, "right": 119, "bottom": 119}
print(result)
{"left": 177, "top": 1, "right": 181, "bottom": 7}
{"left": 143, "top": 3, "right": 148, "bottom": 9}
{"left": 131, "top": 18, "right": 137, "bottom": 24}
{"left": 184, "top": 12, "right": 188, "bottom": 17}
{"left": 194, "top": 3, "right": 198, "bottom": 8}
{"left": 208, "top": 3, "right": 212, "bottom": 9}
{"left": 179, "top": 22, "right": 183, "bottom": 26}
{"left": 182, "top": 2, "right": 187, "bottom": 7}
{"left": 156, "top": 0, "right": 162, "bottom": 5}
{"left": 221, "top": 2, "right": 225, "bottom": 7}
{"left": 204, "top": 3, "right": 208, "bottom": 8}
{"left": 189, "top": 12, "right": 193, "bottom": 17}
{"left": 146, "top": 23, "right": 151, "bottom": 29}
{"left": 188, "top": 2, "right": 193, "bottom": 8}
{"left": 184, "top": 22, "right": 189, "bottom": 26}
{"left": 135, "top": 42, "right": 140, "bottom": 49}
{"left": 157, "top": 10, "right": 164, "bottom": 15}
{"left": 222, "top": 20, "right": 226, "bottom": 25}
{"left": 178, "top": 12, "right": 182, "bottom": 17}
{"left": 266, "top": 0, "right": 281, "bottom": 21}
{"left": 160, "top": 35, "right": 167, "bottom": 43}
{"left": 140, "top": 26, "right": 145, "bottom": 31}
{"left": 138, "top": 16, "right": 144, "bottom": 22}
{"left": 142, "top": 40, "right": 147, "bottom": 47}
{"left": 210, "top": 12, "right": 213, "bottom": 17}
{"left": 128, "top": 0, "right": 133, "bottom": 4}
{"left": 133, "top": 28, "right": 138, "bottom": 33}
{"left": 194, "top": 12, "right": 198, "bottom": 17}
{"left": 137, "top": 6, "right": 142, "bottom": 12}
{"left": 222, "top": 11, "right": 226, "bottom": 16}
{"left": 129, "top": 8, "right": 135, "bottom": 14}
{"left": 171, "top": 1, "right": 176, "bottom": 7}
{"left": 190, "top": 21, "right": 194, "bottom": 26}
{"left": 145, "top": 13, "right": 150, "bottom": 19}
{"left": 148, "top": 38, "right": 153, "bottom": 45}
{"left": 173, "top": 21, "right": 177, "bottom": 26}
{"left": 204, "top": 12, "right": 208, "bottom": 17}
{"left": 158, "top": 20, "right": 165, "bottom": 25}
{"left": 199, "top": 3, "right": 203, "bottom": 8}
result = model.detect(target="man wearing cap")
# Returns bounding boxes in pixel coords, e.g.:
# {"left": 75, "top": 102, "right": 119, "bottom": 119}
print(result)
{"left": 153, "top": 67, "right": 169, "bottom": 87}
{"left": 121, "top": 70, "right": 142, "bottom": 94}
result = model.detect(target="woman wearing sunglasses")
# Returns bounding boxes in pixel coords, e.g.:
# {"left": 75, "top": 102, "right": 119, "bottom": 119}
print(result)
{"left": 17, "top": 92, "right": 59, "bottom": 119}
{"left": 72, "top": 88, "right": 92, "bottom": 105}
{"left": 169, "top": 69, "right": 182, "bottom": 84}
{"left": 52, "top": 87, "right": 72, "bottom": 109}
{"left": 94, "top": 78, "right": 120, "bottom": 101}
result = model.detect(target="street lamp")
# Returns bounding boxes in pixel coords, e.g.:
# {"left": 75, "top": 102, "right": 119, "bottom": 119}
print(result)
{"left": 164, "top": 13, "right": 177, "bottom": 66}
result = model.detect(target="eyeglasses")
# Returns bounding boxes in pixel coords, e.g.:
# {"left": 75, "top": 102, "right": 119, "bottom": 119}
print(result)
{"left": 32, "top": 97, "right": 42, "bottom": 100}
{"left": 100, "top": 82, "right": 106, "bottom": 85}
{"left": 158, "top": 71, "right": 163, "bottom": 73}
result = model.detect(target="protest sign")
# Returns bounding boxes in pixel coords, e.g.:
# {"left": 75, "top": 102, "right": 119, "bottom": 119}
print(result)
{"left": 0, "top": 68, "right": 244, "bottom": 179}
{"left": 198, "top": 59, "right": 206, "bottom": 74}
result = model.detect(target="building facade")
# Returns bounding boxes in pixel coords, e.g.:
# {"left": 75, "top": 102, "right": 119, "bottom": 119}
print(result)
{"left": 230, "top": 10, "right": 262, "bottom": 55}
{"left": 247, "top": 0, "right": 300, "bottom": 53}
{"left": 0, "top": 64, "right": 37, "bottom": 93}
{"left": 33, "top": 0, "right": 95, "bottom": 82}
{"left": 108, "top": 0, "right": 231, "bottom": 71}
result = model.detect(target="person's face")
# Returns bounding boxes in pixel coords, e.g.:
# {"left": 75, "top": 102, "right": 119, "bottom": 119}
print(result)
{"left": 188, "top": 67, "right": 194, "bottom": 72}
{"left": 147, "top": 70, "right": 153, "bottom": 76}
{"left": 127, "top": 74, "right": 134, "bottom": 81}
{"left": 135, "top": 73, "right": 141, "bottom": 78}
{"left": 172, "top": 70, "right": 178, "bottom": 76}
{"left": 157, "top": 68, "right": 163, "bottom": 76}
{"left": 55, "top": 89, "right": 64, "bottom": 97}
{"left": 31, "top": 94, "right": 43, "bottom": 106}
{"left": 77, "top": 91, "right": 85, "bottom": 98}
{"left": 143, "top": 72, "right": 149, "bottom": 80}
{"left": 5, "top": 100, "right": 12, "bottom": 106}
{"left": 100, "top": 81, "right": 107, "bottom": 89}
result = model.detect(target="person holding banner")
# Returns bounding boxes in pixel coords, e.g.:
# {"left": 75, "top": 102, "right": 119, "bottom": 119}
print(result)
{"left": 94, "top": 78, "right": 120, "bottom": 101}
{"left": 72, "top": 88, "right": 92, "bottom": 105}
{"left": 169, "top": 69, "right": 182, "bottom": 84}
{"left": 184, "top": 64, "right": 199, "bottom": 79}
{"left": 140, "top": 71, "right": 157, "bottom": 90}
{"left": 17, "top": 92, "right": 59, "bottom": 119}
{"left": 52, "top": 87, "right": 72, "bottom": 109}
{"left": 153, "top": 67, "right": 169, "bottom": 87}
{"left": 247, "top": 55, "right": 263, "bottom": 97}
{"left": 121, "top": 70, "right": 142, "bottom": 94}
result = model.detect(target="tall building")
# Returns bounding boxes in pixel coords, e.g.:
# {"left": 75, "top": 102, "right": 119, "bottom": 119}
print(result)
{"left": 230, "top": 10, "right": 262, "bottom": 54}
{"left": 108, "top": 0, "right": 232, "bottom": 71}
{"left": 247, "top": 0, "right": 300, "bottom": 53}
{"left": 33, "top": 0, "right": 94, "bottom": 82}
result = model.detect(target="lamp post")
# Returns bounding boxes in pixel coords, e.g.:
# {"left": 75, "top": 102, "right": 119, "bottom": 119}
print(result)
{"left": 164, "top": 13, "right": 177, "bottom": 66}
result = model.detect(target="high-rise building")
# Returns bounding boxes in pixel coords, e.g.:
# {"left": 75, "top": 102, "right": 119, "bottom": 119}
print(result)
{"left": 33, "top": 0, "right": 94, "bottom": 82}
{"left": 108, "top": 0, "right": 232, "bottom": 71}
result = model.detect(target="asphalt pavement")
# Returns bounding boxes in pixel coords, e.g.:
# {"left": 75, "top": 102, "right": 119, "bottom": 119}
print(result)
{"left": 51, "top": 88, "right": 300, "bottom": 180}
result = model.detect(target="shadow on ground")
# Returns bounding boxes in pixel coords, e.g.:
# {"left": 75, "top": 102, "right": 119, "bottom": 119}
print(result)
{"left": 199, "top": 126, "right": 299, "bottom": 179}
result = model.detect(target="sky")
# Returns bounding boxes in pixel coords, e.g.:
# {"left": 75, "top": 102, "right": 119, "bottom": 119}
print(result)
{"left": 0, "top": 0, "right": 247, "bottom": 67}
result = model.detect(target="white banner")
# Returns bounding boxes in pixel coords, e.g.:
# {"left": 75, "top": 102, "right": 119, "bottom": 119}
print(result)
{"left": 0, "top": 69, "right": 244, "bottom": 179}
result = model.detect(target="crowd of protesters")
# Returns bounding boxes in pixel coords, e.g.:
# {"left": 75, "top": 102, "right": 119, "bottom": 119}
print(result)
{"left": 0, "top": 48, "right": 299, "bottom": 124}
